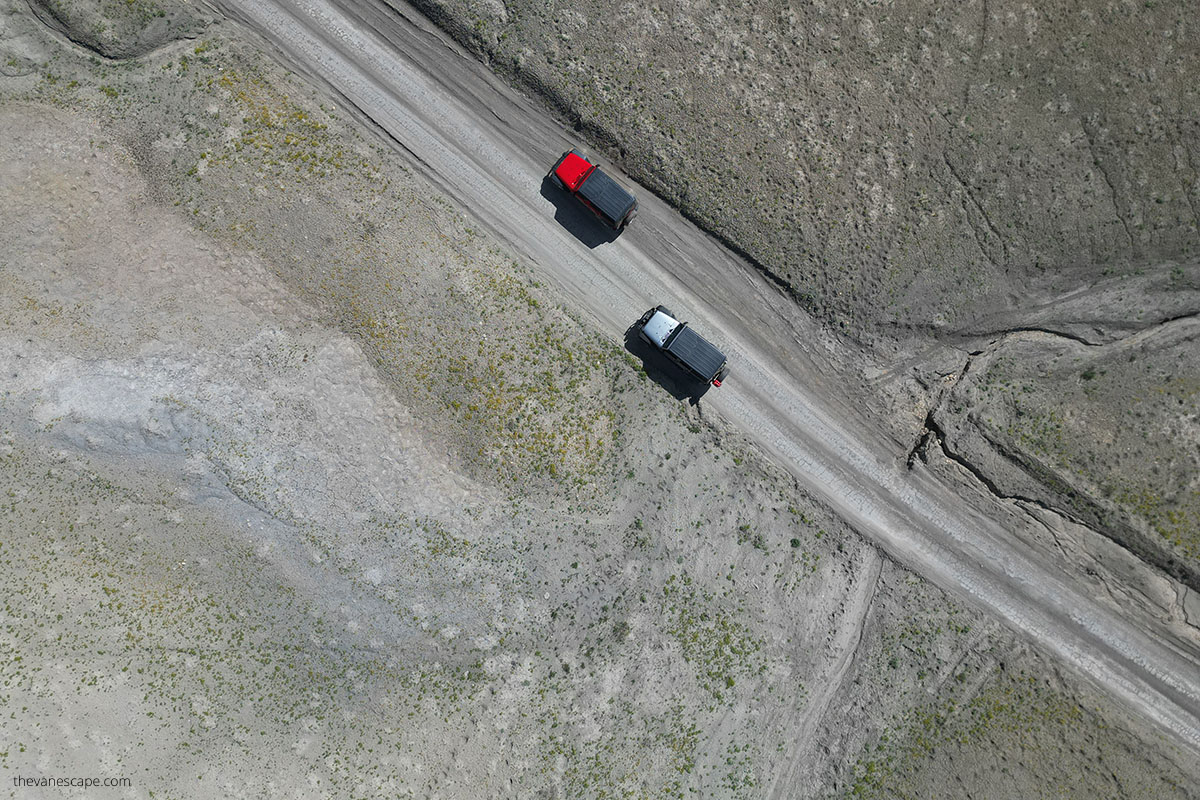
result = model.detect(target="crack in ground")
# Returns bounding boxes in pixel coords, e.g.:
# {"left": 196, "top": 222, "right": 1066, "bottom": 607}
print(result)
{"left": 959, "top": 324, "right": 1104, "bottom": 347}
{"left": 909, "top": 403, "right": 1200, "bottom": 593}
{"left": 907, "top": 408, "right": 1088, "bottom": 528}
{"left": 1080, "top": 116, "right": 1136, "bottom": 254}
{"left": 943, "top": 151, "right": 1007, "bottom": 270}
{"left": 957, "top": 305, "right": 1200, "bottom": 350}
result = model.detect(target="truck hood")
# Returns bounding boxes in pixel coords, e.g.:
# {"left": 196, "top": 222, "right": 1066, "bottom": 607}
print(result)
{"left": 554, "top": 151, "right": 593, "bottom": 191}
{"left": 642, "top": 310, "right": 679, "bottom": 347}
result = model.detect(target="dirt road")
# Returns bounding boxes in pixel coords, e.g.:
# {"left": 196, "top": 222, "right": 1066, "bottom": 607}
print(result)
{"left": 206, "top": 0, "right": 1200, "bottom": 754}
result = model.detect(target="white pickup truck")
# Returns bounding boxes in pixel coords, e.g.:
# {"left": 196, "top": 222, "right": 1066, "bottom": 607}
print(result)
{"left": 635, "top": 306, "right": 730, "bottom": 387}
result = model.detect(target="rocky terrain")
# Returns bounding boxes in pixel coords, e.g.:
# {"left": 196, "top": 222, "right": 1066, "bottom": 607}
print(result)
{"left": 1, "top": 0, "right": 1198, "bottom": 798}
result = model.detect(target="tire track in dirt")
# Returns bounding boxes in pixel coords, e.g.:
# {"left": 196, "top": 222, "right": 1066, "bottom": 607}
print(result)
{"left": 768, "top": 550, "right": 883, "bottom": 798}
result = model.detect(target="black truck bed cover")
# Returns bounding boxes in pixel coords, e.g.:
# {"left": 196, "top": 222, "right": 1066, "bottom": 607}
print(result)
{"left": 578, "top": 168, "right": 636, "bottom": 224}
{"left": 664, "top": 325, "right": 726, "bottom": 381}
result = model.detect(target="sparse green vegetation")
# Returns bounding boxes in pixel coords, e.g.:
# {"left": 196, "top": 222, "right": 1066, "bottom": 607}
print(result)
{"left": 842, "top": 668, "right": 1177, "bottom": 800}
{"left": 404, "top": 0, "right": 1200, "bottom": 337}
{"left": 662, "top": 573, "right": 765, "bottom": 702}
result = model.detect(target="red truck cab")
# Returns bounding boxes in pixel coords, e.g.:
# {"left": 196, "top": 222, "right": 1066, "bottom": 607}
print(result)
{"left": 553, "top": 151, "right": 595, "bottom": 192}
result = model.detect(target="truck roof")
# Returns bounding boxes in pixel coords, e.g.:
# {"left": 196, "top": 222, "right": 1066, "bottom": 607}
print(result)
{"left": 576, "top": 167, "right": 637, "bottom": 225}
{"left": 664, "top": 325, "right": 727, "bottom": 382}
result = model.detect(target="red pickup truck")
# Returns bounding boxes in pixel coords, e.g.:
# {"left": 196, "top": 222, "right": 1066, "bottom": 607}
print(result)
{"left": 548, "top": 150, "right": 638, "bottom": 230}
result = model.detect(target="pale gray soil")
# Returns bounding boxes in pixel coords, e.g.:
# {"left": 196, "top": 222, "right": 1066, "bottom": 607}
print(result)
{"left": 198, "top": 0, "right": 1200, "bottom": 755}
{"left": 1, "top": 1, "right": 1199, "bottom": 798}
